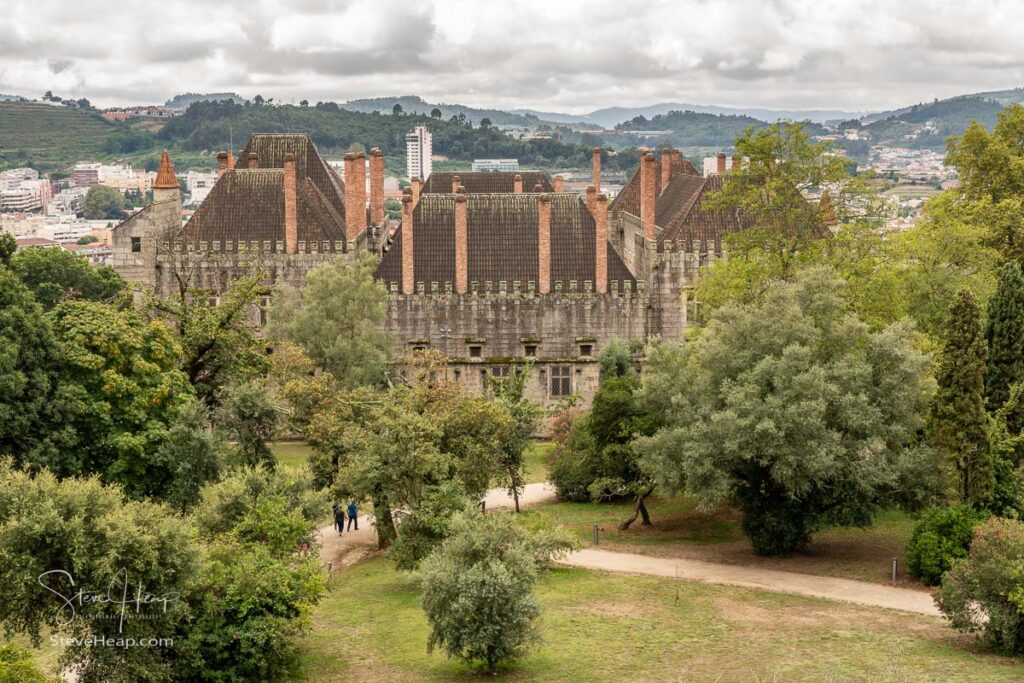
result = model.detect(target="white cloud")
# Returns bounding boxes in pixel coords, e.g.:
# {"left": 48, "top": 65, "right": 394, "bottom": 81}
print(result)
{"left": 0, "top": 0, "right": 1022, "bottom": 112}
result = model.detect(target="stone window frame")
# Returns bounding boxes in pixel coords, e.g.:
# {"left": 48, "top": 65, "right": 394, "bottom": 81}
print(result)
{"left": 549, "top": 365, "right": 571, "bottom": 397}
{"left": 524, "top": 344, "right": 538, "bottom": 358}
{"left": 579, "top": 343, "right": 594, "bottom": 357}
{"left": 130, "top": 236, "right": 142, "bottom": 253}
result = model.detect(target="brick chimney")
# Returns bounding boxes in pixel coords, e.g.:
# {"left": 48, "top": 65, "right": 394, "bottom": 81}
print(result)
{"left": 369, "top": 147, "right": 384, "bottom": 226}
{"left": 226, "top": 151, "right": 234, "bottom": 170}
{"left": 247, "top": 152, "right": 259, "bottom": 169}
{"left": 354, "top": 152, "right": 367, "bottom": 234}
{"left": 661, "top": 147, "right": 672, "bottom": 191}
{"left": 592, "top": 148, "right": 602, "bottom": 193}
{"left": 716, "top": 152, "right": 727, "bottom": 175}
{"left": 671, "top": 149, "right": 681, "bottom": 164}
{"left": 411, "top": 177, "right": 422, "bottom": 206}
{"left": 401, "top": 195, "right": 414, "bottom": 294}
{"left": 553, "top": 174, "right": 564, "bottom": 193}
{"left": 216, "top": 152, "right": 229, "bottom": 177}
{"left": 344, "top": 153, "right": 359, "bottom": 241}
{"left": 732, "top": 154, "right": 742, "bottom": 173}
{"left": 454, "top": 191, "right": 468, "bottom": 294}
{"left": 451, "top": 175, "right": 461, "bottom": 193}
{"left": 594, "top": 194, "right": 609, "bottom": 294}
{"left": 538, "top": 195, "right": 551, "bottom": 294}
{"left": 283, "top": 153, "right": 298, "bottom": 254}
{"left": 513, "top": 174, "right": 523, "bottom": 193}
{"left": 585, "top": 184, "right": 597, "bottom": 214}
{"left": 640, "top": 153, "right": 657, "bottom": 240}
{"left": 533, "top": 183, "right": 543, "bottom": 193}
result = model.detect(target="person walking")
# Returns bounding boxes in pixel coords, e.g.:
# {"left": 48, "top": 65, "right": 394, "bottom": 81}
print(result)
{"left": 347, "top": 501, "right": 358, "bottom": 531}
{"left": 334, "top": 503, "right": 346, "bottom": 536}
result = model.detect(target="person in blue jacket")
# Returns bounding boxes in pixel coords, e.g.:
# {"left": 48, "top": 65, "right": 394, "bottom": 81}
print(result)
{"left": 347, "top": 501, "right": 358, "bottom": 531}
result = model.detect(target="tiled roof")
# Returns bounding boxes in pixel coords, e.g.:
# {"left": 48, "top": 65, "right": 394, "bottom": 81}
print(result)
{"left": 153, "top": 150, "right": 178, "bottom": 189}
{"left": 181, "top": 169, "right": 344, "bottom": 245}
{"left": 237, "top": 133, "right": 345, "bottom": 221}
{"left": 608, "top": 154, "right": 699, "bottom": 219}
{"left": 421, "top": 171, "right": 553, "bottom": 194}
{"left": 376, "top": 193, "right": 635, "bottom": 291}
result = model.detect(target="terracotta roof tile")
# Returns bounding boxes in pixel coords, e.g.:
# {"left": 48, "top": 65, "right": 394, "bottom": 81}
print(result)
{"left": 153, "top": 150, "right": 179, "bottom": 189}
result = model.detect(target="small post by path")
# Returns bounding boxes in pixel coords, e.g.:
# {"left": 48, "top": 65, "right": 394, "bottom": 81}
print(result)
{"left": 480, "top": 500, "right": 486, "bottom": 513}
{"left": 593, "top": 524, "right": 599, "bottom": 545}
{"left": 891, "top": 557, "right": 898, "bottom": 582}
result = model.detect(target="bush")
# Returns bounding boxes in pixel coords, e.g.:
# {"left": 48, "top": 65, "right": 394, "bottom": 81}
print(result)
{"left": 172, "top": 543, "right": 326, "bottom": 682}
{"left": 936, "top": 517, "right": 1024, "bottom": 655}
{"left": 0, "top": 644, "right": 57, "bottom": 682}
{"left": 419, "top": 511, "right": 576, "bottom": 673}
{"left": 906, "top": 505, "right": 989, "bottom": 585}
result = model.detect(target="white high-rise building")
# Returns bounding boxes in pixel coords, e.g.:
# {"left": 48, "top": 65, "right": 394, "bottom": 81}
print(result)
{"left": 405, "top": 126, "right": 432, "bottom": 181}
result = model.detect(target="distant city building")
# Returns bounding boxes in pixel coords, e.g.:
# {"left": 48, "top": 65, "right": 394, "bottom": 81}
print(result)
{"left": 702, "top": 153, "right": 740, "bottom": 176}
{"left": 184, "top": 170, "right": 219, "bottom": 205}
{"left": 101, "top": 106, "right": 180, "bottom": 122}
{"left": 72, "top": 163, "right": 101, "bottom": 187}
{"left": 48, "top": 187, "right": 87, "bottom": 216}
{"left": 472, "top": 159, "right": 519, "bottom": 172}
{"left": 405, "top": 126, "right": 432, "bottom": 181}
{"left": 0, "top": 168, "right": 52, "bottom": 212}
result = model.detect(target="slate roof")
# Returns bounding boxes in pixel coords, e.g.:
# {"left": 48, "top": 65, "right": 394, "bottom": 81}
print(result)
{"left": 181, "top": 169, "right": 345, "bottom": 245}
{"left": 237, "top": 133, "right": 346, "bottom": 220}
{"left": 376, "top": 193, "right": 635, "bottom": 292}
{"left": 608, "top": 154, "right": 699, "bottom": 219}
{"left": 421, "top": 171, "right": 553, "bottom": 194}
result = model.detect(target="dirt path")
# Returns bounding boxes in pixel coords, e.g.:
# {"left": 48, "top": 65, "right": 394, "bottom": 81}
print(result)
{"left": 316, "top": 483, "right": 939, "bottom": 617}
{"left": 317, "top": 483, "right": 557, "bottom": 571}
{"left": 559, "top": 548, "right": 940, "bottom": 616}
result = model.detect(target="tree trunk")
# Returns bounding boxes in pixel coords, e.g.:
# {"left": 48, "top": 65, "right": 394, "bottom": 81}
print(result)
{"left": 512, "top": 486, "right": 520, "bottom": 513}
{"left": 619, "top": 486, "right": 654, "bottom": 531}
{"left": 373, "top": 494, "right": 397, "bottom": 549}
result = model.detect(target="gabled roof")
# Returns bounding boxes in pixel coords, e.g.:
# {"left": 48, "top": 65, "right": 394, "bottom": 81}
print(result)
{"left": 237, "top": 133, "right": 345, "bottom": 221}
{"left": 181, "top": 169, "right": 344, "bottom": 244}
{"left": 421, "top": 171, "right": 553, "bottom": 194}
{"left": 376, "top": 193, "right": 635, "bottom": 291}
{"left": 608, "top": 154, "right": 699, "bottom": 219}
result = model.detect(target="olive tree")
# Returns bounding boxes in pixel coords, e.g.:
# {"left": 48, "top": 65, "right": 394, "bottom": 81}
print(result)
{"left": 636, "top": 268, "right": 939, "bottom": 555}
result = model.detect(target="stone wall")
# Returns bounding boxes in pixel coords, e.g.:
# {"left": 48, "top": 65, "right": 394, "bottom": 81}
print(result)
{"left": 385, "top": 291, "right": 650, "bottom": 407}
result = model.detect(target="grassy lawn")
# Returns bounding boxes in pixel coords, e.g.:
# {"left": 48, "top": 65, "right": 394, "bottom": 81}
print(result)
{"left": 522, "top": 442, "right": 551, "bottom": 484}
{"left": 295, "top": 556, "right": 1019, "bottom": 682}
{"left": 271, "top": 441, "right": 314, "bottom": 469}
{"left": 523, "top": 497, "right": 920, "bottom": 586}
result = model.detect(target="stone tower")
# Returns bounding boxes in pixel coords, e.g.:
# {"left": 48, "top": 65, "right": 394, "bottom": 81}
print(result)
{"left": 111, "top": 150, "right": 182, "bottom": 288}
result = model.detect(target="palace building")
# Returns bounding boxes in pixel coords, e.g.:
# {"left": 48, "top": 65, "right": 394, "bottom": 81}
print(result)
{"left": 112, "top": 136, "right": 756, "bottom": 406}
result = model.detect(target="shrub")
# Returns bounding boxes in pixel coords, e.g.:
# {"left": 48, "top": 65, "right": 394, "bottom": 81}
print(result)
{"left": 936, "top": 517, "right": 1024, "bottom": 655}
{"left": 0, "top": 644, "right": 57, "bottom": 683}
{"left": 906, "top": 505, "right": 989, "bottom": 585}
{"left": 172, "top": 543, "right": 326, "bottom": 682}
{"left": 419, "top": 511, "right": 576, "bottom": 673}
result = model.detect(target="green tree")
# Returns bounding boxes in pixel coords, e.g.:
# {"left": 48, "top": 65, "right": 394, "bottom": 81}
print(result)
{"left": 0, "top": 463, "right": 201, "bottom": 682}
{"left": 489, "top": 367, "right": 543, "bottom": 512}
{"left": 936, "top": 517, "right": 1024, "bottom": 655}
{"left": 934, "top": 290, "right": 995, "bottom": 507}
{"left": 46, "top": 300, "right": 195, "bottom": 497}
{"left": 392, "top": 103, "right": 404, "bottom": 116}
{"left": 696, "top": 122, "right": 851, "bottom": 310}
{"left": 148, "top": 269, "right": 269, "bottom": 407}
{"left": 11, "top": 246, "right": 125, "bottom": 309}
{"left": 217, "top": 380, "right": 279, "bottom": 469}
{"left": 82, "top": 184, "right": 125, "bottom": 220}
{"left": 269, "top": 253, "right": 391, "bottom": 388}
{"left": 419, "top": 511, "right": 576, "bottom": 673}
{"left": 430, "top": 107, "right": 442, "bottom": 119}
{"left": 636, "top": 268, "right": 938, "bottom": 555}
{"left": 0, "top": 644, "right": 56, "bottom": 683}
{"left": 0, "top": 233, "right": 15, "bottom": 263}
{"left": 985, "top": 262, "right": 1024, "bottom": 419}
{"left": 0, "top": 268, "right": 62, "bottom": 463}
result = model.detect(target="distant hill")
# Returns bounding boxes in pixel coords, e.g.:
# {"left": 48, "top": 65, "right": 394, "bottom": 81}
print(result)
{"left": 164, "top": 92, "right": 246, "bottom": 110}
{"left": 341, "top": 96, "right": 544, "bottom": 128}
{"left": 0, "top": 101, "right": 117, "bottom": 170}
{"left": 611, "top": 110, "right": 773, "bottom": 149}
{"left": 517, "top": 103, "right": 866, "bottom": 128}
{"left": 0, "top": 94, "right": 22, "bottom": 102}
{"left": 863, "top": 95, "right": 1009, "bottom": 150}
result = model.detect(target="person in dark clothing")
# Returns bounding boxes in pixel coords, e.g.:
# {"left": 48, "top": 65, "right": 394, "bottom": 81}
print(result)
{"left": 347, "top": 501, "right": 358, "bottom": 531}
{"left": 333, "top": 505, "right": 346, "bottom": 536}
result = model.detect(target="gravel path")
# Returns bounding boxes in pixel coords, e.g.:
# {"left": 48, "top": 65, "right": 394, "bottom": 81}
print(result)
{"left": 317, "top": 483, "right": 939, "bottom": 617}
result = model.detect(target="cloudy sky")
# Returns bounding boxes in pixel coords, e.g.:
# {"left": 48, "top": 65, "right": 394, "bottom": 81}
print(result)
{"left": 1, "top": 0, "right": 1023, "bottom": 113}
